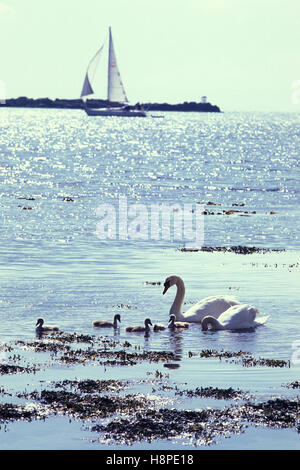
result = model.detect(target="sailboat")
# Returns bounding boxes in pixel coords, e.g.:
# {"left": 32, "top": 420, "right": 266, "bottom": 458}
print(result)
{"left": 80, "top": 27, "right": 146, "bottom": 117}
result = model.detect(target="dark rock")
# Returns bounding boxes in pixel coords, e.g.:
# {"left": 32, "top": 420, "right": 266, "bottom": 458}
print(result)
{"left": 0, "top": 97, "right": 221, "bottom": 113}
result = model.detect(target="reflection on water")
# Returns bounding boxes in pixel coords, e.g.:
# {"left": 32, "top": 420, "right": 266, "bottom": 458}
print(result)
{"left": 0, "top": 109, "right": 299, "bottom": 449}
{"left": 166, "top": 330, "right": 184, "bottom": 362}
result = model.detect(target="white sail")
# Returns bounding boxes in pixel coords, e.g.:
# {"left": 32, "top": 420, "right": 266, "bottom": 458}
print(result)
{"left": 107, "top": 27, "right": 128, "bottom": 103}
{"left": 80, "top": 27, "right": 146, "bottom": 116}
{"left": 80, "top": 43, "right": 104, "bottom": 99}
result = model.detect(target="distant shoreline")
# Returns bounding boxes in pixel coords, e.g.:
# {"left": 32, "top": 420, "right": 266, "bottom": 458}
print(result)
{"left": 0, "top": 97, "right": 221, "bottom": 113}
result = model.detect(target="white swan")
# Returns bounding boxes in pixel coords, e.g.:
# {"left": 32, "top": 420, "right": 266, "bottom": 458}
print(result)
{"left": 92, "top": 314, "right": 121, "bottom": 328}
{"left": 163, "top": 275, "right": 240, "bottom": 323}
{"left": 36, "top": 318, "right": 59, "bottom": 333}
{"left": 126, "top": 318, "right": 152, "bottom": 333}
{"left": 201, "top": 304, "right": 270, "bottom": 331}
{"left": 168, "top": 314, "right": 189, "bottom": 330}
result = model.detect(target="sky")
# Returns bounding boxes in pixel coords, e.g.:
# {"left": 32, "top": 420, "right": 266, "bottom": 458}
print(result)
{"left": 0, "top": 0, "right": 300, "bottom": 111}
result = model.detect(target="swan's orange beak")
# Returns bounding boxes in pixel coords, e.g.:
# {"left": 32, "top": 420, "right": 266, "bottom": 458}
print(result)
{"left": 163, "top": 281, "right": 170, "bottom": 295}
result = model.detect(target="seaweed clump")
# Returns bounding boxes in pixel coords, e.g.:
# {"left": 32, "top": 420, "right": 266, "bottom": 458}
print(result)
{"left": 90, "top": 397, "right": 300, "bottom": 445}
{"left": 54, "top": 332, "right": 95, "bottom": 344}
{"left": 24, "top": 384, "right": 149, "bottom": 421}
{"left": 0, "top": 363, "right": 38, "bottom": 375}
{"left": 52, "top": 379, "right": 125, "bottom": 394}
{"left": 0, "top": 403, "right": 41, "bottom": 424}
{"left": 238, "top": 398, "right": 300, "bottom": 429}
{"left": 14, "top": 340, "right": 70, "bottom": 354}
{"left": 14, "top": 335, "right": 175, "bottom": 368}
{"left": 188, "top": 349, "right": 290, "bottom": 368}
{"left": 284, "top": 381, "right": 300, "bottom": 389}
{"left": 57, "top": 348, "right": 175, "bottom": 367}
{"left": 178, "top": 246, "right": 285, "bottom": 254}
{"left": 176, "top": 386, "right": 249, "bottom": 400}
{"left": 91, "top": 407, "right": 244, "bottom": 446}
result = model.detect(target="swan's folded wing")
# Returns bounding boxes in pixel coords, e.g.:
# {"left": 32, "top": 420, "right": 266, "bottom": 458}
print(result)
{"left": 196, "top": 295, "right": 239, "bottom": 303}
{"left": 184, "top": 295, "right": 240, "bottom": 322}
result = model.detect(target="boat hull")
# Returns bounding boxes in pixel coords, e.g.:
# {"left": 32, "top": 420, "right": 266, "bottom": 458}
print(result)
{"left": 85, "top": 107, "right": 146, "bottom": 117}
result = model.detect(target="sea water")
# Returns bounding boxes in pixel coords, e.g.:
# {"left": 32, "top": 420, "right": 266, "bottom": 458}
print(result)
{"left": 0, "top": 108, "right": 299, "bottom": 449}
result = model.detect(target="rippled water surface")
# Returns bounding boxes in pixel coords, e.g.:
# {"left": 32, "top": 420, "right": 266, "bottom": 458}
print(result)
{"left": 0, "top": 109, "right": 299, "bottom": 449}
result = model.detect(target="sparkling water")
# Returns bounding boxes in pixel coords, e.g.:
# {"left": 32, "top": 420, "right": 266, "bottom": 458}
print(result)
{"left": 0, "top": 108, "right": 299, "bottom": 449}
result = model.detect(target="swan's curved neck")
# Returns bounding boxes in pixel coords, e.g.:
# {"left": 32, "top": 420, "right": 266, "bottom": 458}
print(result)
{"left": 170, "top": 277, "right": 185, "bottom": 320}
{"left": 202, "top": 316, "right": 221, "bottom": 331}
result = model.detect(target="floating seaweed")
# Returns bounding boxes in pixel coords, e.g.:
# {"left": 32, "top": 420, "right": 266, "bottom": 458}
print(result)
{"left": 237, "top": 398, "right": 300, "bottom": 429}
{"left": 0, "top": 363, "right": 38, "bottom": 376}
{"left": 188, "top": 349, "right": 290, "bottom": 368}
{"left": 178, "top": 246, "right": 285, "bottom": 254}
{"left": 62, "top": 197, "right": 74, "bottom": 202}
{"left": 56, "top": 347, "right": 175, "bottom": 366}
{"left": 54, "top": 332, "right": 95, "bottom": 343}
{"left": 23, "top": 388, "right": 149, "bottom": 421}
{"left": 14, "top": 340, "right": 71, "bottom": 354}
{"left": 283, "top": 381, "right": 300, "bottom": 389}
{"left": 52, "top": 379, "right": 125, "bottom": 394}
{"left": 16, "top": 196, "right": 35, "bottom": 201}
{"left": 0, "top": 332, "right": 297, "bottom": 446}
{"left": 90, "top": 407, "right": 244, "bottom": 446}
{"left": 175, "top": 386, "right": 250, "bottom": 400}
{"left": 0, "top": 403, "right": 42, "bottom": 424}
{"left": 89, "top": 396, "right": 300, "bottom": 446}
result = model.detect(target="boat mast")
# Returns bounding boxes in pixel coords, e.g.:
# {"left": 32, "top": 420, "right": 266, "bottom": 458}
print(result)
{"left": 107, "top": 26, "right": 112, "bottom": 106}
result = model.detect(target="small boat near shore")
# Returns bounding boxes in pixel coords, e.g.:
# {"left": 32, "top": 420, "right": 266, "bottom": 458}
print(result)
{"left": 80, "top": 27, "right": 146, "bottom": 117}
{"left": 85, "top": 105, "right": 146, "bottom": 117}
